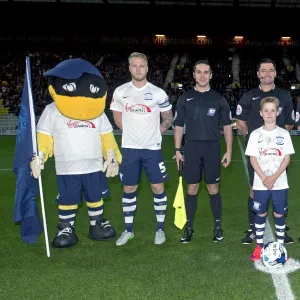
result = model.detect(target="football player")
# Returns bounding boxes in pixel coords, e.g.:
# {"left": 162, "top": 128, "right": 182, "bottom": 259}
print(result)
{"left": 110, "top": 52, "right": 173, "bottom": 246}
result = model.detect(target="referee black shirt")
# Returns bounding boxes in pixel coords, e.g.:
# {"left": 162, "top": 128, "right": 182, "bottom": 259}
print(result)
{"left": 174, "top": 88, "right": 232, "bottom": 141}
{"left": 235, "top": 86, "right": 294, "bottom": 135}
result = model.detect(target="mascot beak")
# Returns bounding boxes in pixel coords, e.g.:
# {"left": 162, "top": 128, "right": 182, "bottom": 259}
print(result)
{"left": 49, "top": 85, "right": 107, "bottom": 120}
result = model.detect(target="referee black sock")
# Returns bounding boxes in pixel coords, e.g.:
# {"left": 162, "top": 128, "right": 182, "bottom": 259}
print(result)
{"left": 248, "top": 197, "right": 256, "bottom": 232}
{"left": 210, "top": 192, "right": 222, "bottom": 229}
{"left": 185, "top": 194, "right": 197, "bottom": 228}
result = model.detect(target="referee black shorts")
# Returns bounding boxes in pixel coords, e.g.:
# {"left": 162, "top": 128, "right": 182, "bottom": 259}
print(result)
{"left": 183, "top": 140, "right": 221, "bottom": 184}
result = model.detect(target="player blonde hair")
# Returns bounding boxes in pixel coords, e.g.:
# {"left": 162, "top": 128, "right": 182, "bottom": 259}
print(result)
{"left": 260, "top": 96, "right": 279, "bottom": 111}
{"left": 128, "top": 52, "right": 148, "bottom": 65}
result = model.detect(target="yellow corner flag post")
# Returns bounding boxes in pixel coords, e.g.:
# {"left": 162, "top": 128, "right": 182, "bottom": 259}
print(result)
{"left": 173, "top": 160, "right": 187, "bottom": 229}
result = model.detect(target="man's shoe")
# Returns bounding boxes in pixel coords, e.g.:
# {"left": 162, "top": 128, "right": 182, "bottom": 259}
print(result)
{"left": 154, "top": 229, "right": 166, "bottom": 245}
{"left": 284, "top": 232, "right": 294, "bottom": 244}
{"left": 180, "top": 226, "right": 194, "bottom": 243}
{"left": 242, "top": 229, "right": 256, "bottom": 245}
{"left": 213, "top": 227, "right": 224, "bottom": 242}
{"left": 116, "top": 230, "right": 134, "bottom": 246}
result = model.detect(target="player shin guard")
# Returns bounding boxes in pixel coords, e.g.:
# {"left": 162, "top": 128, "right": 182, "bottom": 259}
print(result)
{"left": 122, "top": 192, "right": 137, "bottom": 232}
{"left": 210, "top": 192, "right": 222, "bottom": 229}
{"left": 87, "top": 200, "right": 104, "bottom": 226}
{"left": 248, "top": 197, "right": 256, "bottom": 232}
{"left": 274, "top": 215, "right": 285, "bottom": 244}
{"left": 58, "top": 205, "right": 78, "bottom": 226}
{"left": 153, "top": 191, "right": 167, "bottom": 231}
{"left": 255, "top": 214, "right": 266, "bottom": 247}
{"left": 185, "top": 194, "right": 197, "bottom": 228}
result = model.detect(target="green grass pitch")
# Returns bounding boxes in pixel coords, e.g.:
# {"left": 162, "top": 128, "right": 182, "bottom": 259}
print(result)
{"left": 1, "top": 135, "right": 300, "bottom": 300}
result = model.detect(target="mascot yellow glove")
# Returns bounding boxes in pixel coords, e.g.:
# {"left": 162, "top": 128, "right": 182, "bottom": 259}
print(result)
{"left": 37, "top": 132, "right": 54, "bottom": 162}
{"left": 30, "top": 152, "right": 45, "bottom": 179}
{"left": 30, "top": 132, "right": 53, "bottom": 179}
{"left": 101, "top": 131, "right": 122, "bottom": 177}
{"left": 102, "top": 149, "right": 119, "bottom": 177}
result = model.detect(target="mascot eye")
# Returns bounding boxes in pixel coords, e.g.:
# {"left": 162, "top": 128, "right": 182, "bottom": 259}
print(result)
{"left": 62, "top": 82, "right": 76, "bottom": 92}
{"left": 90, "top": 84, "right": 99, "bottom": 93}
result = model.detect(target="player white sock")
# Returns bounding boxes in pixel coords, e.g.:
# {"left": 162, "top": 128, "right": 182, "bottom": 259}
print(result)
{"left": 122, "top": 192, "right": 137, "bottom": 232}
{"left": 153, "top": 192, "right": 167, "bottom": 231}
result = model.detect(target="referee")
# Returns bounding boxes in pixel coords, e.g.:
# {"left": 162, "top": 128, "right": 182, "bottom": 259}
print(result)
{"left": 174, "top": 60, "right": 233, "bottom": 243}
{"left": 235, "top": 58, "right": 294, "bottom": 245}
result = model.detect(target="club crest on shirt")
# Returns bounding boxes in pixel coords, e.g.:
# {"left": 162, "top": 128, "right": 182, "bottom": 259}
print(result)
{"left": 207, "top": 108, "right": 216, "bottom": 116}
{"left": 275, "top": 136, "right": 284, "bottom": 145}
{"left": 144, "top": 93, "right": 153, "bottom": 101}
{"left": 278, "top": 107, "right": 283, "bottom": 115}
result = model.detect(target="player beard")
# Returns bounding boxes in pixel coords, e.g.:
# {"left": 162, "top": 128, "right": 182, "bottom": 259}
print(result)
{"left": 132, "top": 74, "right": 147, "bottom": 81}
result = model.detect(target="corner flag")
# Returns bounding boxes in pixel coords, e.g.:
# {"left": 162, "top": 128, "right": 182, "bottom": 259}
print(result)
{"left": 13, "top": 57, "right": 43, "bottom": 244}
{"left": 173, "top": 160, "right": 186, "bottom": 229}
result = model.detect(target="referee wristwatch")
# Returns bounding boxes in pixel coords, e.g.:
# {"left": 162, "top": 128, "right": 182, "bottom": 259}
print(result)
{"left": 175, "top": 148, "right": 181, "bottom": 153}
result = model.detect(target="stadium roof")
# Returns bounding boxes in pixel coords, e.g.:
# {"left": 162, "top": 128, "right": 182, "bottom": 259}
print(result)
{"left": 4, "top": 0, "right": 300, "bottom": 9}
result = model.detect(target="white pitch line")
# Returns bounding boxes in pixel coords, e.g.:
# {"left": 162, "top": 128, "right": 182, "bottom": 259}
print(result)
{"left": 237, "top": 136, "right": 296, "bottom": 300}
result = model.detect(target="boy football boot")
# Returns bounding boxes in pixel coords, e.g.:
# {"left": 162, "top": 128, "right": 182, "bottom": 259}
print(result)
{"left": 250, "top": 245, "right": 262, "bottom": 261}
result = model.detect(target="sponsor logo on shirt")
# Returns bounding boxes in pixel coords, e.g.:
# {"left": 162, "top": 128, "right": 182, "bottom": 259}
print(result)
{"left": 67, "top": 120, "right": 96, "bottom": 128}
{"left": 125, "top": 103, "right": 152, "bottom": 113}
{"left": 259, "top": 148, "right": 282, "bottom": 156}
{"left": 207, "top": 108, "right": 216, "bottom": 116}
{"left": 236, "top": 104, "right": 242, "bottom": 115}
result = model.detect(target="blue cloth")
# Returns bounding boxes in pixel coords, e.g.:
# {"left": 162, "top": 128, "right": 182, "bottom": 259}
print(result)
{"left": 13, "top": 57, "right": 43, "bottom": 244}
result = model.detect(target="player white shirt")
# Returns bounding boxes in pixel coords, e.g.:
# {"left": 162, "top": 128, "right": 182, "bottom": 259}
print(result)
{"left": 245, "top": 126, "right": 295, "bottom": 190}
{"left": 110, "top": 81, "right": 172, "bottom": 150}
{"left": 37, "top": 102, "right": 113, "bottom": 175}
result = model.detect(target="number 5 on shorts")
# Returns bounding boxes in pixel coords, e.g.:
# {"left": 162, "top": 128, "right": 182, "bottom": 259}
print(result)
{"left": 159, "top": 162, "right": 166, "bottom": 173}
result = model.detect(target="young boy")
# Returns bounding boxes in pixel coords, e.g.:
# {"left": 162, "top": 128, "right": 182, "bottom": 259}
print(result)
{"left": 245, "top": 96, "right": 295, "bottom": 261}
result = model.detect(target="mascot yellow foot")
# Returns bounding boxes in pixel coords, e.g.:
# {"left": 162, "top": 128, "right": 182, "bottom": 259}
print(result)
{"left": 34, "top": 58, "right": 120, "bottom": 248}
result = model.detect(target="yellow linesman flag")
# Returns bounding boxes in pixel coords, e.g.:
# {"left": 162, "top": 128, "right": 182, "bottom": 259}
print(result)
{"left": 173, "top": 162, "right": 186, "bottom": 229}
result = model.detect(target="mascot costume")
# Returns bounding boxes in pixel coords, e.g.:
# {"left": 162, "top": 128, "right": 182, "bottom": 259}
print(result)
{"left": 30, "top": 58, "right": 121, "bottom": 248}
